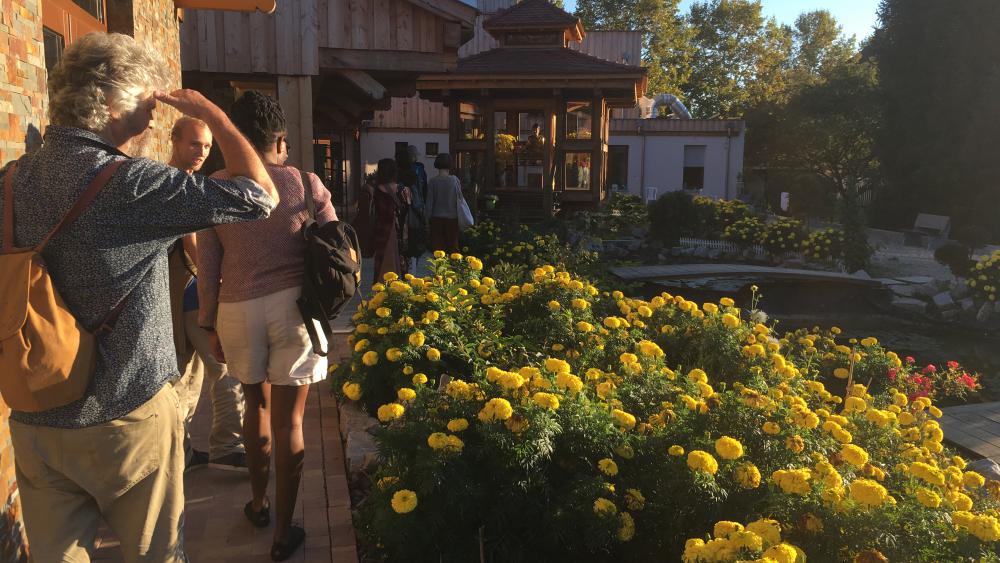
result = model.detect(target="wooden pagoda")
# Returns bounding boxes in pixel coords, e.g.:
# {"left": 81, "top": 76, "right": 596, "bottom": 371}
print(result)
{"left": 417, "top": 0, "right": 647, "bottom": 216}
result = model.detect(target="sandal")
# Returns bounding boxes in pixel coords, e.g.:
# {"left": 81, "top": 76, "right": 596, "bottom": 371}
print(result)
{"left": 244, "top": 500, "right": 270, "bottom": 528}
{"left": 270, "top": 525, "right": 306, "bottom": 561}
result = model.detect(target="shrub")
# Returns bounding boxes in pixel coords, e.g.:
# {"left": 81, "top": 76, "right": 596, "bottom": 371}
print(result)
{"left": 967, "top": 250, "right": 1000, "bottom": 302}
{"left": 802, "top": 228, "right": 848, "bottom": 265}
{"left": 648, "top": 191, "right": 698, "bottom": 247}
{"left": 934, "top": 242, "right": 974, "bottom": 278}
{"left": 333, "top": 256, "right": 1000, "bottom": 562}
{"left": 723, "top": 216, "right": 766, "bottom": 249}
{"left": 761, "top": 217, "right": 806, "bottom": 257}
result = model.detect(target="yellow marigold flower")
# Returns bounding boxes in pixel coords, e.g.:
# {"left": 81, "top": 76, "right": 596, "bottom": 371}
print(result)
{"left": 498, "top": 371, "right": 526, "bottom": 391}
{"left": 713, "top": 520, "right": 744, "bottom": 538}
{"left": 544, "top": 358, "right": 571, "bottom": 374}
{"left": 397, "top": 387, "right": 416, "bottom": 402}
{"left": 376, "top": 307, "right": 391, "bottom": 318}
{"left": 426, "top": 348, "right": 441, "bottom": 361}
{"left": 720, "top": 297, "right": 735, "bottom": 308}
{"left": 687, "top": 369, "right": 708, "bottom": 383}
{"left": 617, "top": 512, "right": 635, "bottom": 542}
{"left": 964, "top": 471, "right": 986, "bottom": 489}
{"left": 377, "top": 403, "right": 405, "bottom": 423}
{"left": 603, "top": 317, "right": 621, "bottom": 329}
{"left": 555, "top": 372, "right": 583, "bottom": 394}
{"left": 408, "top": 331, "right": 426, "bottom": 347}
{"left": 687, "top": 450, "right": 719, "bottom": 475}
{"left": 353, "top": 339, "right": 370, "bottom": 352}
{"left": 412, "top": 373, "right": 428, "bottom": 386}
{"left": 423, "top": 310, "right": 440, "bottom": 322}
{"left": 532, "top": 392, "right": 560, "bottom": 410}
{"left": 636, "top": 340, "right": 664, "bottom": 358}
{"left": 763, "top": 421, "right": 781, "bottom": 435}
{"left": 772, "top": 468, "right": 812, "bottom": 495}
{"left": 636, "top": 305, "right": 653, "bottom": 318}
{"left": 669, "top": 445, "right": 685, "bottom": 456}
{"left": 949, "top": 490, "right": 974, "bottom": 511}
{"left": 747, "top": 519, "right": 782, "bottom": 547}
{"left": 763, "top": 543, "right": 798, "bottom": 563}
{"left": 593, "top": 498, "right": 617, "bottom": 516}
{"left": 715, "top": 436, "right": 744, "bottom": 460}
{"left": 427, "top": 432, "right": 449, "bottom": 450}
{"left": 576, "top": 321, "right": 594, "bottom": 333}
{"left": 478, "top": 398, "right": 514, "bottom": 423}
{"left": 465, "top": 256, "right": 483, "bottom": 270}
{"left": 736, "top": 462, "right": 762, "bottom": 489}
{"left": 833, "top": 367, "right": 850, "bottom": 379}
{"left": 928, "top": 405, "right": 943, "bottom": 418}
{"left": 785, "top": 435, "right": 805, "bottom": 453}
{"left": 548, "top": 300, "right": 561, "bottom": 311}
{"left": 342, "top": 382, "right": 362, "bottom": 401}
{"left": 844, "top": 396, "right": 867, "bottom": 414}
{"left": 597, "top": 381, "right": 616, "bottom": 400}
{"left": 598, "top": 458, "right": 618, "bottom": 476}
{"left": 391, "top": 489, "right": 418, "bottom": 514}
{"left": 386, "top": 348, "right": 404, "bottom": 362}
{"left": 841, "top": 444, "right": 870, "bottom": 468}
{"left": 571, "top": 298, "right": 589, "bottom": 310}
{"left": 615, "top": 443, "right": 635, "bottom": 459}
{"left": 721, "top": 313, "right": 740, "bottom": 329}
{"left": 853, "top": 549, "right": 889, "bottom": 563}
{"left": 447, "top": 418, "right": 469, "bottom": 432}
{"left": 362, "top": 351, "right": 379, "bottom": 366}
{"left": 850, "top": 478, "right": 889, "bottom": 508}
{"left": 611, "top": 409, "right": 637, "bottom": 430}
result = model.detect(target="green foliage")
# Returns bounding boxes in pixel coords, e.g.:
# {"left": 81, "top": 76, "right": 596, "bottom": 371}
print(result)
{"left": 801, "top": 228, "right": 847, "bottom": 265}
{"left": 648, "top": 193, "right": 751, "bottom": 247}
{"left": 568, "top": 193, "right": 648, "bottom": 241}
{"left": 761, "top": 217, "right": 806, "bottom": 257}
{"left": 723, "top": 216, "right": 765, "bottom": 249}
{"left": 837, "top": 196, "right": 874, "bottom": 273}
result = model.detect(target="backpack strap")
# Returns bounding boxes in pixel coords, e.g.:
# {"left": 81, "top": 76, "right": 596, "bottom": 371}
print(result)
{"left": 3, "top": 162, "right": 18, "bottom": 253}
{"left": 35, "top": 159, "right": 126, "bottom": 253}
{"left": 300, "top": 169, "right": 317, "bottom": 222}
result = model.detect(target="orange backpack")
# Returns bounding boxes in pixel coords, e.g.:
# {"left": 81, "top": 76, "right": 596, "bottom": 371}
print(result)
{"left": 0, "top": 160, "right": 125, "bottom": 412}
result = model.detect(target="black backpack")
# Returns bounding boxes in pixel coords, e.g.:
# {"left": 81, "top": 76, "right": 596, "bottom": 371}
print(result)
{"left": 296, "top": 170, "right": 362, "bottom": 356}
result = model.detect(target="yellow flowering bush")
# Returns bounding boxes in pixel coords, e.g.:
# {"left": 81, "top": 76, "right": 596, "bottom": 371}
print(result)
{"left": 802, "top": 227, "right": 847, "bottom": 264}
{"left": 336, "top": 254, "right": 1000, "bottom": 562}
{"left": 723, "top": 216, "right": 766, "bottom": 249}
{"left": 968, "top": 249, "right": 1000, "bottom": 301}
{"left": 762, "top": 217, "right": 806, "bottom": 257}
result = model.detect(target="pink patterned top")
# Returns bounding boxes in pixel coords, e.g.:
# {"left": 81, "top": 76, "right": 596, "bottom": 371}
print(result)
{"left": 197, "top": 164, "right": 337, "bottom": 328}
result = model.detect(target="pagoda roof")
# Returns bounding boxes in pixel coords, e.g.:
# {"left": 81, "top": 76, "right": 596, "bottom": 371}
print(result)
{"left": 483, "top": 0, "right": 584, "bottom": 41}
{"left": 457, "top": 46, "right": 643, "bottom": 76}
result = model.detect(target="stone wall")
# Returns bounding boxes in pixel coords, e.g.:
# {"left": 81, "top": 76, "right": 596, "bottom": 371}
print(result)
{"left": 0, "top": 0, "right": 45, "bottom": 559}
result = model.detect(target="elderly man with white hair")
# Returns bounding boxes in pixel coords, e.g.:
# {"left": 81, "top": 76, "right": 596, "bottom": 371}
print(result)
{"left": 0, "top": 32, "right": 279, "bottom": 561}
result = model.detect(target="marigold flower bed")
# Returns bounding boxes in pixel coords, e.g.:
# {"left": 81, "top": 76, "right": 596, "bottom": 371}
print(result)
{"left": 332, "top": 253, "right": 999, "bottom": 562}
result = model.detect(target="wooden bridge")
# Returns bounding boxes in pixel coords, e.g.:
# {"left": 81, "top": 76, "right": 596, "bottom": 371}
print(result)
{"left": 941, "top": 402, "right": 1000, "bottom": 459}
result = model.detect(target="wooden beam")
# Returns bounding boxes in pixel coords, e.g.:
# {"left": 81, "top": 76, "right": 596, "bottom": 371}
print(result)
{"left": 337, "top": 69, "right": 387, "bottom": 100}
{"left": 320, "top": 48, "right": 458, "bottom": 73}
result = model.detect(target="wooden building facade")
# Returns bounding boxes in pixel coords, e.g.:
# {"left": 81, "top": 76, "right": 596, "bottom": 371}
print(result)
{"left": 178, "top": 0, "right": 476, "bottom": 213}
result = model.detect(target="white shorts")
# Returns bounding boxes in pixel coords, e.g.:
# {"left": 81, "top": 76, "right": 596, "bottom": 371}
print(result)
{"left": 216, "top": 286, "right": 328, "bottom": 387}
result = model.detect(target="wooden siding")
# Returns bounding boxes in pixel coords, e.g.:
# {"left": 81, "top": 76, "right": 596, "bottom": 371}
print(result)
{"left": 368, "top": 96, "right": 449, "bottom": 129}
{"left": 318, "top": 0, "right": 447, "bottom": 52}
{"left": 180, "top": 0, "right": 319, "bottom": 74}
{"left": 569, "top": 31, "right": 640, "bottom": 66}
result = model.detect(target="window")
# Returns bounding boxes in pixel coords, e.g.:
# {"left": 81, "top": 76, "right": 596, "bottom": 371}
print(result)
{"left": 608, "top": 145, "right": 629, "bottom": 192}
{"left": 425, "top": 142, "right": 439, "bottom": 156}
{"left": 683, "top": 145, "right": 706, "bottom": 191}
{"left": 456, "top": 151, "right": 485, "bottom": 191}
{"left": 72, "top": 0, "right": 103, "bottom": 21}
{"left": 566, "top": 102, "right": 593, "bottom": 140}
{"left": 518, "top": 113, "right": 545, "bottom": 143}
{"left": 493, "top": 110, "right": 546, "bottom": 189}
{"left": 43, "top": 27, "right": 65, "bottom": 72}
{"left": 459, "top": 103, "right": 484, "bottom": 140}
{"left": 565, "top": 152, "right": 592, "bottom": 191}
{"left": 395, "top": 141, "right": 409, "bottom": 156}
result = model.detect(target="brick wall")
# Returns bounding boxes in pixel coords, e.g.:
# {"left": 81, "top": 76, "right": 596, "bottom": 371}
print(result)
{"left": 0, "top": 0, "right": 182, "bottom": 560}
{"left": 0, "top": 0, "right": 45, "bottom": 559}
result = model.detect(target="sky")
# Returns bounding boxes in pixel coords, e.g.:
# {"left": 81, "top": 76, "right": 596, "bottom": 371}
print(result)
{"left": 560, "top": 0, "right": 882, "bottom": 42}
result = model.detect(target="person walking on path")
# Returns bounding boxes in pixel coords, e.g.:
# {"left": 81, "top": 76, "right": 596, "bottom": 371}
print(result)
{"left": 425, "top": 153, "right": 463, "bottom": 254}
{"left": 197, "top": 90, "right": 336, "bottom": 561}
{"left": 370, "top": 158, "right": 412, "bottom": 280}
{"left": 167, "top": 116, "right": 247, "bottom": 473}
{"left": 0, "top": 32, "right": 278, "bottom": 563}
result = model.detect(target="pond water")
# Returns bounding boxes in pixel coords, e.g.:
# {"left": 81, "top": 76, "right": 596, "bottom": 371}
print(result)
{"left": 643, "top": 280, "right": 1000, "bottom": 401}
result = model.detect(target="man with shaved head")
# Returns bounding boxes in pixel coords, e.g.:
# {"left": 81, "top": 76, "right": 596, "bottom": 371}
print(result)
{"left": 168, "top": 116, "right": 248, "bottom": 474}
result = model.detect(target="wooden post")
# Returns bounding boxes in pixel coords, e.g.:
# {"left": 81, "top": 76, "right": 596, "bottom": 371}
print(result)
{"left": 277, "top": 75, "right": 315, "bottom": 172}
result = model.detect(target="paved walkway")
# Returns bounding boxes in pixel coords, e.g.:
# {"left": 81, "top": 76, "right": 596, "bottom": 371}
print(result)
{"left": 941, "top": 401, "right": 1000, "bottom": 459}
{"left": 93, "top": 339, "right": 356, "bottom": 562}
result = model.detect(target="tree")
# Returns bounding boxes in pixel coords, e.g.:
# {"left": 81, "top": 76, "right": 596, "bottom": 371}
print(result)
{"left": 869, "top": 0, "right": 1000, "bottom": 242}
{"left": 575, "top": 0, "right": 694, "bottom": 96}
{"left": 682, "top": 0, "right": 793, "bottom": 117}
{"left": 788, "top": 10, "right": 856, "bottom": 84}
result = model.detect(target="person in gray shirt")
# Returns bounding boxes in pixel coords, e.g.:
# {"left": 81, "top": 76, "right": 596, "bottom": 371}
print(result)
{"left": 0, "top": 32, "right": 279, "bottom": 562}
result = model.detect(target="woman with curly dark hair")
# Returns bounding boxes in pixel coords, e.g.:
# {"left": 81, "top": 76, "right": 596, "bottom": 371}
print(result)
{"left": 370, "top": 157, "right": 412, "bottom": 279}
{"left": 197, "top": 90, "right": 335, "bottom": 560}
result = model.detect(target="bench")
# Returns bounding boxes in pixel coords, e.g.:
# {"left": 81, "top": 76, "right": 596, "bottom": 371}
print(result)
{"left": 902, "top": 213, "right": 951, "bottom": 248}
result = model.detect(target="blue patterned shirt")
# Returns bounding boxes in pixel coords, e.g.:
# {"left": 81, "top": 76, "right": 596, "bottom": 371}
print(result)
{"left": 0, "top": 126, "right": 275, "bottom": 428}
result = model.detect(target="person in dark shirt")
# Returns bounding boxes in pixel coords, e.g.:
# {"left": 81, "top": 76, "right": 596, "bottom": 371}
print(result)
{"left": 0, "top": 32, "right": 279, "bottom": 562}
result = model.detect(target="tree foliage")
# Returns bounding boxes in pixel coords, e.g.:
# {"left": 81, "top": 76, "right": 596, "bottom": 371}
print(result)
{"left": 868, "top": 0, "right": 1000, "bottom": 241}
{"left": 575, "top": 0, "right": 693, "bottom": 96}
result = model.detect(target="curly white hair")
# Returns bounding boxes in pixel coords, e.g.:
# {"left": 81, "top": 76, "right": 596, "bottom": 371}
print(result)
{"left": 47, "top": 32, "right": 168, "bottom": 132}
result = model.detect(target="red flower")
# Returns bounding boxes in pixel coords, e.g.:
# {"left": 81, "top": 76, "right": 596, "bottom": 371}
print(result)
{"left": 947, "top": 360, "right": 960, "bottom": 370}
{"left": 905, "top": 356, "right": 915, "bottom": 364}
{"left": 908, "top": 390, "right": 930, "bottom": 402}
{"left": 922, "top": 364, "right": 937, "bottom": 374}
{"left": 888, "top": 368, "right": 898, "bottom": 381}
{"left": 958, "top": 373, "right": 978, "bottom": 389}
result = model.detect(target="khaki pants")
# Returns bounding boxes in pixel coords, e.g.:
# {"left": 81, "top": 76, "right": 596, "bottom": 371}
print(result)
{"left": 173, "top": 311, "right": 244, "bottom": 460}
{"left": 10, "top": 385, "right": 186, "bottom": 563}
